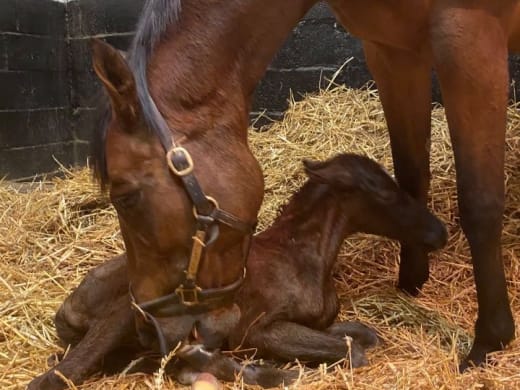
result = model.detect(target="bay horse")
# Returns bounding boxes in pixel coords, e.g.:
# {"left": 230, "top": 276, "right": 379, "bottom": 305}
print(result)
{"left": 28, "top": 153, "right": 446, "bottom": 389}
{"left": 89, "top": 0, "right": 516, "bottom": 373}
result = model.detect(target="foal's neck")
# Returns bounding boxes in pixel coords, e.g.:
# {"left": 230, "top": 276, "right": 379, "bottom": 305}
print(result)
{"left": 147, "top": 0, "right": 318, "bottom": 136}
{"left": 264, "top": 182, "right": 354, "bottom": 269}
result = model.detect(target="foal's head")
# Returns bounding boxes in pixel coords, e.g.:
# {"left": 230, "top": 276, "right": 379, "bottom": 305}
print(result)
{"left": 303, "top": 154, "right": 447, "bottom": 251}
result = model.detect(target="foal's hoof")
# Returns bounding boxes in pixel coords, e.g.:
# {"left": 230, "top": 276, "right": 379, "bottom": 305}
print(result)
{"left": 27, "top": 372, "right": 66, "bottom": 390}
{"left": 326, "top": 321, "right": 380, "bottom": 349}
{"left": 348, "top": 339, "right": 369, "bottom": 368}
{"left": 46, "top": 352, "right": 64, "bottom": 367}
{"left": 245, "top": 364, "right": 299, "bottom": 387}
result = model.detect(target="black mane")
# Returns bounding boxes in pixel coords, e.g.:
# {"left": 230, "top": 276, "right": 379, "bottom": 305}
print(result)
{"left": 273, "top": 179, "right": 331, "bottom": 228}
{"left": 91, "top": 0, "right": 182, "bottom": 187}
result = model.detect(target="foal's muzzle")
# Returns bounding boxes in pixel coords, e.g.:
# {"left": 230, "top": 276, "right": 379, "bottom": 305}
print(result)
{"left": 422, "top": 217, "right": 447, "bottom": 251}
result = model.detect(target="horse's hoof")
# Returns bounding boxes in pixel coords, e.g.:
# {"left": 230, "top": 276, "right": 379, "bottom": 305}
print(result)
{"left": 459, "top": 355, "right": 486, "bottom": 373}
{"left": 397, "top": 280, "right": 423, "bottom": 296}
{"left": 458, "top": 342, "right": 496, "bottom": 373}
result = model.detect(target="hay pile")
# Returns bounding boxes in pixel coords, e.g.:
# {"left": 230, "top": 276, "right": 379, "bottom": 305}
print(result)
{"left": 1, "top": 85, "right": 519, "bottom": 389}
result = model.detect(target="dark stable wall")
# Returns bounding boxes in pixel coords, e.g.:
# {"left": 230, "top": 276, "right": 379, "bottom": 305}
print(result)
{"left": 1, "top": 0, "right": 520, "bottom": 179}
{"left": 0, "top": 1, "right": 373, "bottom": 179}
{"left": 0, "top": 0, "right": 71, "bottom": 179}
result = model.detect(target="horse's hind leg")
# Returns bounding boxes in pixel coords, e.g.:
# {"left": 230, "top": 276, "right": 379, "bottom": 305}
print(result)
{"left": 430, "top": 2, "right": 515, "bottom": 369}
{"left": 362, "top": 41, "right": 434, "bottom": 294}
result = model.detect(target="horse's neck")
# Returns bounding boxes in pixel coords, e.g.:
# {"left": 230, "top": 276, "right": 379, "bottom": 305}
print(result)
{"left": 260, "top": 185, "right": 352, "bottom": 271}
{"left": 232, "top": 0, "right": 320, "bottom": 94}
{"left": 148, "top": 0, "right": 318, "bottom": 133}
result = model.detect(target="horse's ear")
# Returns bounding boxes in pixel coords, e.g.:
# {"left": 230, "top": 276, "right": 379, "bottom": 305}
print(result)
{"left": 91, "top": 38, "right": 139, "bottom": 127}
{"left": 303, "top": 157, "right": 356, "bottom": 189}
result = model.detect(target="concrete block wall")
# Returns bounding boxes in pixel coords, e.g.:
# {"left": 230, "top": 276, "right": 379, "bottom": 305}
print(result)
{"left": 65, "top": 0, "right": 145, "bottom": 164}
{"left": 0, "top": 0, "right": 71, "bottom": 179}
{"left": 252, "top": 3, "right": 370, "bottom": 123}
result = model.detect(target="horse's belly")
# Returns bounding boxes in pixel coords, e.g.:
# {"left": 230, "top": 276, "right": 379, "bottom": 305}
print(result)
{"left": 508, "top": 4, "right": 520, "bottom": 52}
{"left": 327, "top": 0, "right": 431, "bottom": 51}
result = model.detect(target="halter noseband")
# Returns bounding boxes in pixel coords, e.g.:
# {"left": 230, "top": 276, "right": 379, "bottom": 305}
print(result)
{"left": 128, "top": 96, "right": 255, "bottom": 355}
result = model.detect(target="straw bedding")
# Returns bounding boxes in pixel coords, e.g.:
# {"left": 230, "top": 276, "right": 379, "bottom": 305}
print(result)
{"left": 1, "top": 85, "right": 519, "bottom": 389}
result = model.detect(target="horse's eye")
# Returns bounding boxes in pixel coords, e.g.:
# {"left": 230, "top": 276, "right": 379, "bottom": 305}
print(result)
{"left": 111, "top": 190, "right": 142, "bottom": 210}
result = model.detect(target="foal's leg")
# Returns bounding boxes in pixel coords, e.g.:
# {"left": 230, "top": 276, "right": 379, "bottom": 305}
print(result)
{"left": 27, "top": 295, "right": 136, "bottom": 390}
{"left": 325, "top": 321, "right": 379, "bottom": 348}
{"left": 362, "top": 41, "right": 434, "bottom": 294}
{"left": 430, "top": 2, "right": 515, "bottom": 369}
{"left": 54, "top": 255, "right": 128, "bottom": 347}
{"left": 176, "top": 344, "right": 298, "bottom": 387}
{"left": 244, "top": 321, "right": 369, "bottom": 367}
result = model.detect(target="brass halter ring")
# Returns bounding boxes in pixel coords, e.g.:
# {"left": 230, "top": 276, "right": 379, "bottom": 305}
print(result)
{"left": 192, "top": 196, "right": 219, "bottom": 219}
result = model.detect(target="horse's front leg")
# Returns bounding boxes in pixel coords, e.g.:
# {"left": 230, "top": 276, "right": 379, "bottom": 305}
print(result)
{"left": 431, "top": 1, "right": 515, "bottom": 369}
{"left": 362, "top": 41, "right": 434, "bottom": 294}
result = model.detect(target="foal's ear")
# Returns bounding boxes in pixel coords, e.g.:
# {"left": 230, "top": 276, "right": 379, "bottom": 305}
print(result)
{"left": 91, "top": 38, "right": 139, "bottom": 127}
{"left": 303, "top": 158, "right": 356, "bottom": 189}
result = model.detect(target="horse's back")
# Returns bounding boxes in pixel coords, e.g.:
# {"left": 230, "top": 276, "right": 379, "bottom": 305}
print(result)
{"left": 327, "top": 0, "right": 430, "bottom": 51}
{"left": 329, "top": 0, "right": 520, "bottom": 53}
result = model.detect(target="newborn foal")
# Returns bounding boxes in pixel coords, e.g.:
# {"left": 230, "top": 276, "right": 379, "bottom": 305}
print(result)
{"left": 28, "top": 153, "right": 446, "bottom": 389}
{"left": 230, "top": 153, "right": 446, "bottom": 364}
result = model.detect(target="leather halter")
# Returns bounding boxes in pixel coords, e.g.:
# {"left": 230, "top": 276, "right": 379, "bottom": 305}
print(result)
{"left": 128, "top": 95, "right": 255, "bottom": 354}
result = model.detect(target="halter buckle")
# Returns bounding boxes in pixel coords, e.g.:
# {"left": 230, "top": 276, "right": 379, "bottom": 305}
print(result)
{"left": 167, "top": 146, "right": 194, "bottom": 176}
{"left": 175, "top": 285, "right": 202, "bottom": 306}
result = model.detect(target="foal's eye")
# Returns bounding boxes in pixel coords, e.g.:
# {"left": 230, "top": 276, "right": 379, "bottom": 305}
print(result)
{"left": 111, "top": 190, "right": 142, "bottom": 210}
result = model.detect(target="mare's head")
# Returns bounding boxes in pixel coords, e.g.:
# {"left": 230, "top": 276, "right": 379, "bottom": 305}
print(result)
{"left": 90, "top": 38, "right": 263, "bottom": 352}
{"left": 303, "top": 154, "right": 447, "bottom": 251}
